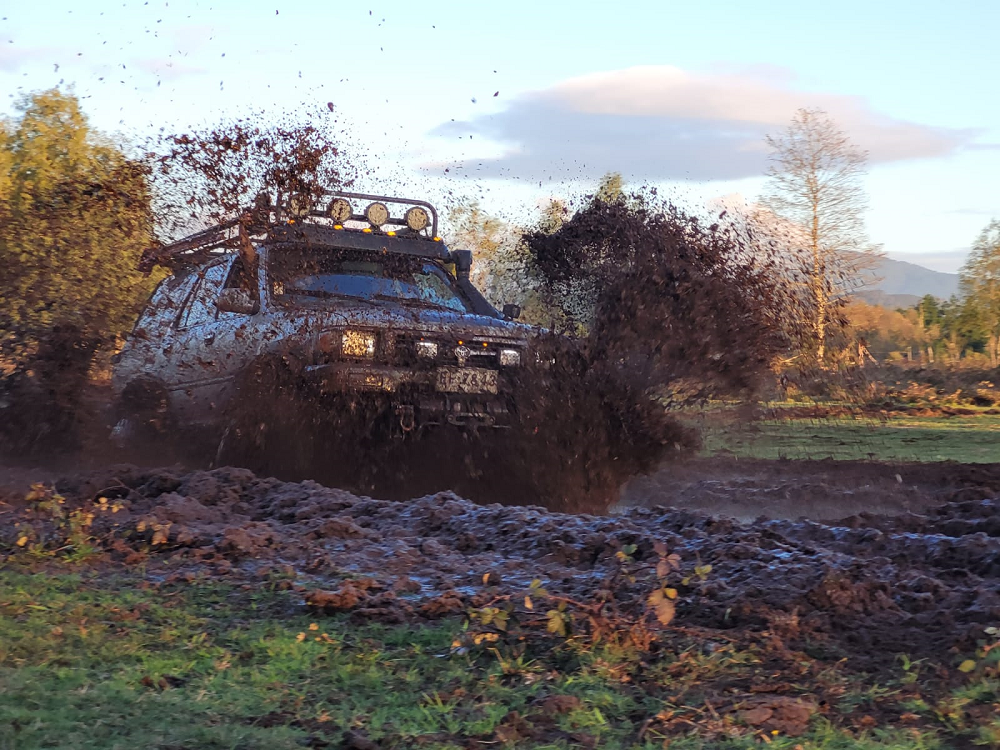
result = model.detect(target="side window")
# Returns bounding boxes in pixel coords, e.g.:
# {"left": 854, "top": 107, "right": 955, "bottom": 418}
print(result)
{"left": 132, "top": 274, "right": 197, "bottom": 339}
{"left": 224, "top": 255, "right": 259, "bottom": 291}
{"left": 178, "top": 262, "right": 236, "bottom": 329}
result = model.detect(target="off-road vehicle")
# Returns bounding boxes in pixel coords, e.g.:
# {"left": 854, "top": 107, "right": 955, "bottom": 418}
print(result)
{"left": 111, "top": 191, "right": 533, "bottom": 452}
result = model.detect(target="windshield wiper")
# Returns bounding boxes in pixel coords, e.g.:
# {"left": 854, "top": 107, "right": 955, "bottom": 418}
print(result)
{"left": 283, "top": 290, "right": 382, "bottom": 307}
{"left": 372, "top": 294, "right": 457, "bottom": 312}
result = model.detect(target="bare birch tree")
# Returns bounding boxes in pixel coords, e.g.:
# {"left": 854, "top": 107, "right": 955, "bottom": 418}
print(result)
{"left": 762, "top": 108, "right": 881, "bottom": 360}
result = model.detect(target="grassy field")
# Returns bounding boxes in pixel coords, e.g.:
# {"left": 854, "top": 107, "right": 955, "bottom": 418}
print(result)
{"left": 703, "top": 414, "right": 1000, "bottom": 463}
{"left": 2, "top": 569, "right": 997, "bottom": 750}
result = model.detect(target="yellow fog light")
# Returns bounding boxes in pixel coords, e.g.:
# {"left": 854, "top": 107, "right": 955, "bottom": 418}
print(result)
{"left": 405, "top": 206, "right": 429, "bottom": 231}
{"left": 288, "top": 194, "right": 312, "bottom": 217}
{"left": 342, "top": 330, "right": 376, "bottom": 358}
{"left": 365, "top": 202, "right": 390, "bottom": 227}
{"left": 327, "top": 198, "right": 352, "bottom": 223}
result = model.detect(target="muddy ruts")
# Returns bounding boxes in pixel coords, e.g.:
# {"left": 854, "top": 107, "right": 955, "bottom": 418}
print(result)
{"left": 7, "top": 464, "right": 998, "bottom": 665}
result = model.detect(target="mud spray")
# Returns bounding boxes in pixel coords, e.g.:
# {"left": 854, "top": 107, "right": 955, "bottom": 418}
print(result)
{"left": 2, "top": 112, "right": 821, "bottom": 511}
{"left": 4, "top": 109, "right": 1000, "bottom": 674}
{"left": 148, "top": 119, "right": 817, "bottom": 510}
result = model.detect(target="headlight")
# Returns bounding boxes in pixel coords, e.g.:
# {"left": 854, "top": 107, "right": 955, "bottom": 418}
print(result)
{"left": 416, "top": 340, "right": 438, "bottom": 358}
{"left": 342, "top": 330, "right": 376, "bottom": 358}
{"left": 499, "top": 348, "right": 521, "bottom": 367}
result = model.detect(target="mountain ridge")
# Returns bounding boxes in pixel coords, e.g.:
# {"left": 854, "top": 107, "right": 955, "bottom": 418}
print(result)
{"left": 854, "top": 255, "right": 959, "bottom": 307}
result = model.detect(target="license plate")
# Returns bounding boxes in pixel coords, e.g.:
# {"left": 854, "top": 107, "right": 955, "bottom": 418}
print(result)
{"left": 435, "top": 367, "right": 498, "bottom": 394}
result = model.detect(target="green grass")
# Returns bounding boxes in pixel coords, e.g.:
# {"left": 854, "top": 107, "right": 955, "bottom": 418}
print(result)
{"left": 2, "top": 569, "right": 998, "bottom": 749}
{"left": 703, "top": 415, "right": 1000, "bottom": 463}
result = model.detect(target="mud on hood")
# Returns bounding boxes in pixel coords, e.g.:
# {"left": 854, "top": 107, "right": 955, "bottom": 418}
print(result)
{"left": 270, "top": 301, "right": 535, "bottom": 342}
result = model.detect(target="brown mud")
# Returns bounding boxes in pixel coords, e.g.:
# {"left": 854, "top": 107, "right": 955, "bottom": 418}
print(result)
{"left": 622, "top": 455, "right": 1000, "bottom": 520}
{"left": 3, "top": 458, "right": 998, "bottom": 667}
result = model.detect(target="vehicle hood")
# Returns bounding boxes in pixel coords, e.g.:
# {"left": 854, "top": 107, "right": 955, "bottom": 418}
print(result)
{"left": 268, "top": 299, "right": 536, "bottom": 342}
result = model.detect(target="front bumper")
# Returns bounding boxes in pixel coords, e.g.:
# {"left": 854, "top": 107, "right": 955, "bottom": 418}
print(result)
{"left": 302, "top": 362, "right": 512, "bottom": 428}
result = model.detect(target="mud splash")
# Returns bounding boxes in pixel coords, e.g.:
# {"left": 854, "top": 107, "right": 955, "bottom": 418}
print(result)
{"left": 146, "top": 111, "right": 358, "bottom": 240}
{"left": 4, "top": 462, "right": 998, "bottom": 664}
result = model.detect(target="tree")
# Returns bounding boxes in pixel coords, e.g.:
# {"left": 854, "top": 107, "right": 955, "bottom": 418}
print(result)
{"left": 593, "top": 172, "right": 624, "bottom": 204}
{"left": 917, "top": 294, "right": 942, "bottom": 329}
{"left": 762, "top": 108, "right": 882, "bottom": 360}
{"left": 0, "top": 88, "right": 156, "bottom": 363}
{"left": 959, "top": 219, "right": 1000, "bottom": 365}
{"left": 537, "top": 197, "right": 568, "bottom": 235}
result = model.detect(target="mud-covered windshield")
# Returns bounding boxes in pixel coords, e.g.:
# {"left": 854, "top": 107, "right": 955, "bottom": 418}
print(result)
{"left": 269, "top": 249, "right": 470, "bottom": 313}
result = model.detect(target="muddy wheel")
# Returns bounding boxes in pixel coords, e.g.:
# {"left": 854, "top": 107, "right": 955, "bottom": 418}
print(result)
{"left": 213, "top": 354, "right": 319, "bottom": 476}
{"left": 107, "top": 377, "right": 183, "bottom": 461}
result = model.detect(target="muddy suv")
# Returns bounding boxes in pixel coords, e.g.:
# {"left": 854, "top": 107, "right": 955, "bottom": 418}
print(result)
{"left": 111, "top": 192, "right": 533, "bottom": 446}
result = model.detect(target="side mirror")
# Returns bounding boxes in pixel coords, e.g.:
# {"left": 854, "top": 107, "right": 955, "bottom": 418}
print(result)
{"left": 216, "top": 288, "right": 259, "bottom": 315}
{"left": 502, "top": 303, "right": 522, "bottom": 320}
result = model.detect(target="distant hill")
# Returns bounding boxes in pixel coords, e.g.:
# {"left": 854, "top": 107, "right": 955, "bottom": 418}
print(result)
{"left": 852, "top": 255, "right": 959, "bottom": 308}
{"left": 853, "top": 290, "right": 923, "bottom": 309}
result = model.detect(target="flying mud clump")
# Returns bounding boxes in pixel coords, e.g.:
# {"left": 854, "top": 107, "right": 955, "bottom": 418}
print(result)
{"left": 143, "top": 110, "right": 358, "bottom": 267}
{"left": 487, "top": 192, "right": 807, "bottom": 512}
{"left": 139, "top": 126, "right": 808, "bottom": 512}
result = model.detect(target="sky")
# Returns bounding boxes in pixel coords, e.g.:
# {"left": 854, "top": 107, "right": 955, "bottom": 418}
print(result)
{"left": 2, "top": 0, "right": 997, "bottom": 273}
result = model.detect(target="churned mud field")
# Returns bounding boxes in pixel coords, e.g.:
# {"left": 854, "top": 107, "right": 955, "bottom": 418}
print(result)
{"left": 3, "top": 455, "right": 1000, "bottom": 748}
{"left": 4, "top": 457, "right": 999, "bottom": 660}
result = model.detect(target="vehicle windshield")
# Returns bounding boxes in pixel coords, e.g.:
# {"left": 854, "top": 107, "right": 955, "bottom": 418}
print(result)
{"left": 269, "top": 249, "right": 471, "bottom": 313}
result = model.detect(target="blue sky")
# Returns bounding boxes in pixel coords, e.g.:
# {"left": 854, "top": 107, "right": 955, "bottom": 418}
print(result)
{"left": 2, "top": 0, "right": 997, "bottom": 272}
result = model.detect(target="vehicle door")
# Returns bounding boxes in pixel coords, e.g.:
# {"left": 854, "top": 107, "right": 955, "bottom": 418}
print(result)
{"left": 169, "top": 258, "right": 260, "bottom": 422}
{"left": 113, "top": 272, "right": 199, "bottom": 397}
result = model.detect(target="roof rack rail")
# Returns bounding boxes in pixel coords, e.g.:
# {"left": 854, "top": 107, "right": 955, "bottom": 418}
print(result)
{"left": 139, "top": 190, "right": 442, "bottom": 273}
{"left": 139, "top": 217, "right": 251, "bottom": 274}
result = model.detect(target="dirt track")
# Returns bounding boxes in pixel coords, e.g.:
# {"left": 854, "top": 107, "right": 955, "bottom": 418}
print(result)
{"left": 3, "top": 457, "right": 998, "bottom": 667}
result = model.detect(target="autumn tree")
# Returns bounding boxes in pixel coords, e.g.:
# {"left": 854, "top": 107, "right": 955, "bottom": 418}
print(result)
{"left": 0, "top": 89, "right": 156, "bottom": 452}
{"left": 0, "top": 88, "right": 156, "bottom": 363}
{"left": 762, "top": 108, "right": 882, "bottom": 360}
{"left": 446, "top": 201, "right": 563, "bottom": 325}
{"left": 593, "top": 172, "right": 624, "bottom": 204}
{"left": 959, "top": 219, "right": 1000, "bottom": 365}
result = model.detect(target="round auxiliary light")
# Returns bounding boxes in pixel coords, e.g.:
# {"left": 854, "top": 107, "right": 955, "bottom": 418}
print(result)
{"left": 365, "top": 202, "right": 390, "bottom": 227}
{"left": 404, "top": 206, "right": 430, "bottom": 232}
{"left": 327, "top": 198, "right": 353, "bottom": 223}
{"left": 288, "top": 193, "right": 312, "bottom": 218}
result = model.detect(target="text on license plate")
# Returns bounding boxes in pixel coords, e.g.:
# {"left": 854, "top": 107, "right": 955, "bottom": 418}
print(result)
{"left": 435, "top": 367, "right": 498, "bottom": 394}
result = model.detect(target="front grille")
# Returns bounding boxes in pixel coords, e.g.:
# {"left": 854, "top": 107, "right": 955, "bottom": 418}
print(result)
{"left": 396, "top": 334, "right": 507, "bottom": 369}
{"left": 314, "top": 329, "right": 522, "bottom": 369}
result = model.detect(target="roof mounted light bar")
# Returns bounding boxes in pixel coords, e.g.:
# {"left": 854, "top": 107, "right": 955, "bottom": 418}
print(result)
{"left": 284, "top": 190, "right": 439, "bottom": 237}
{"left": 139, "top": 190, "right": 442, "bottom": 273}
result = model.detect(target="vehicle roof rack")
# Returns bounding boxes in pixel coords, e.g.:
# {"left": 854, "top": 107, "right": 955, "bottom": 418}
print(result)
{"left": 139, "top": 191, "right": 444, "bottom": 273}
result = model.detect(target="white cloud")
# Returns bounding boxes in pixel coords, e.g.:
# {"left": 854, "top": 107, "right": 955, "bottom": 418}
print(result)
{"left": 428, "top": 65, "right": 980, "bottom": 182}
{"left": 0, "top": 45, "right": 61, "bottom": 72}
